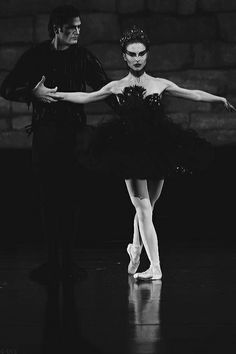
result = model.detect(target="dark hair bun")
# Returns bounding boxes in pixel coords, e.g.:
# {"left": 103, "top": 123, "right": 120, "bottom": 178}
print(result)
{"left": 120, "top": 25, "right": 150, "bottom": 52}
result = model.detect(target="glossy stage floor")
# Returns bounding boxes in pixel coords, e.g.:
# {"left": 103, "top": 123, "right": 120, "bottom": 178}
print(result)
{"left": 0, "top": 147, "right": 236, "bottom": 354}
{"left": 0, "top": 242, "right": 236, "bottom": 354}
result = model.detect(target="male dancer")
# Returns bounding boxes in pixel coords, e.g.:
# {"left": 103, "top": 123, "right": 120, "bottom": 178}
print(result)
{"left": 1, "top": 5, "right": 114, "bottom": 282}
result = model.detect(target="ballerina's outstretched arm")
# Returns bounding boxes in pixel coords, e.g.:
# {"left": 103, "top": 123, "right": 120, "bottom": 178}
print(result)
{"left": 162, "top": 79, "right": 236, "bottom": 112}
{"left": 54, "top": 81, "right": 118, "bottom": 104}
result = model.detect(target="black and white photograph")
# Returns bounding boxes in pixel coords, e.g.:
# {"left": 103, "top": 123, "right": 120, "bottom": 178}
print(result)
{"left": 0, "top": 1, "right": 236, "bottom": 353}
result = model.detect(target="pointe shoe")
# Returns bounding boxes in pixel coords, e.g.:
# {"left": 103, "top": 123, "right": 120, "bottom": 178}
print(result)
{"left": 127, "top": 243, "right": 141, "bottom": 275}
{"left": 133, "top": 264, "right": 162, "bottom": 281}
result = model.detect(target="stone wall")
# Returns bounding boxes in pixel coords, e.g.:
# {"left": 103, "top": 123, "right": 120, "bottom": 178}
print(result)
{"left": 1, "top": 0, "right": 236, "bottom": 148}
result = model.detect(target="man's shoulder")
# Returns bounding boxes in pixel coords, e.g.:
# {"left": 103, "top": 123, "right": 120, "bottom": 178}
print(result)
{"left": 75, "top": 45, "right": 97, "bottom": 58}
{"left": 32, "top": 40, "right": 52, "bottom": 52}
{"left": 22, "top": 40, "right": 51, "bottom": 57}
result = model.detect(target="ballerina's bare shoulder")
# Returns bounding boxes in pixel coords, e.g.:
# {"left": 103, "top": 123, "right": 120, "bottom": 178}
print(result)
{"left": 109, "top": 75, "right": 170, "bottom": 97}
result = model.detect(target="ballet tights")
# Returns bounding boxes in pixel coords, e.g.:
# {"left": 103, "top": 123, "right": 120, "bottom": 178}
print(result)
{"left": 130, "top": 196, "right": 160, "bottom": 267}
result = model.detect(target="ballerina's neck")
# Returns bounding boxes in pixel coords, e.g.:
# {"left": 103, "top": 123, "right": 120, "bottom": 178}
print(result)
{"left": 127, "top": 70, "right": 148, "bottom": 86}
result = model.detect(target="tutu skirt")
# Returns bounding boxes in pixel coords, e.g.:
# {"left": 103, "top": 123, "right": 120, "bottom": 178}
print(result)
{"left": 75, "top": 86, "right": 213, "bottom": 179}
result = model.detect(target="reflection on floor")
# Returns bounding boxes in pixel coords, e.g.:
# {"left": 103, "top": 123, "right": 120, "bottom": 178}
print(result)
{"left": 0, "top": 244, "right": 236, "bottom": 354}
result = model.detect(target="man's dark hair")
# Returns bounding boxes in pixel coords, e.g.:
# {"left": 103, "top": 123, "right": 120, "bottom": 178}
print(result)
{"left": 48, "top": 5, "right": 81, "bottom": 39}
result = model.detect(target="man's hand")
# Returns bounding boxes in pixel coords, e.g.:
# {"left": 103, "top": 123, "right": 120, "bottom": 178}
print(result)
{"left": 32, "top": 76, "right": 60, "bottom": 103}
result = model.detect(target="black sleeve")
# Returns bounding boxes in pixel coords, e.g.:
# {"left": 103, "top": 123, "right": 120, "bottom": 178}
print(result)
{"left": 83, "top": 48, "right": 119, "bottom": 111}
{"left": 0, "top": 47, "right": 36, "bottom": 104}
{"left": 83, "top": 48, "right": 109, "bottom": 90}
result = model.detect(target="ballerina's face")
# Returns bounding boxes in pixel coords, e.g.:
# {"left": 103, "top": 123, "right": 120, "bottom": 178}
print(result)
{"left": 123, "top": 42, "right": 148, "bottom": 72}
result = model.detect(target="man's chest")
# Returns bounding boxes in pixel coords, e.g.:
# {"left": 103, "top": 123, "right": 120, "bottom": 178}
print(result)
{"left": 34, "top": 50, "right": 84, "bottom": 90}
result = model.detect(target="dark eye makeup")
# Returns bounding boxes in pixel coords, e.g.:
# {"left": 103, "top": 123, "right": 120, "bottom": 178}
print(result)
{"left": 126, "top": 50, "right": 147, "bottom": 57}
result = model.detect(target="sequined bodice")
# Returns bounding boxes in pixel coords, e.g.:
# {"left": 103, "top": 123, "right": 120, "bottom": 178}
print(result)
{"left": 112, "top": 85, "right": 165, "bottom": 132}
{"left": 145, "top": 93, "right": 162, "bottom": 108}
{"left": 116, "top": 85, "right": 162, "bottom": 113}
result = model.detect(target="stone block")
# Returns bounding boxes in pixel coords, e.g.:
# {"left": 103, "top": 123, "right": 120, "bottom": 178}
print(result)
{"left": 195, "top": 69, "right": 233, "bottom": 95}
{"left": 198, "top": 0, "right": 236, "bottom": 12}
{"left": 11, "top": 102, "right": 33, "bottom": 115}
{"left": 0, "top": 96, "right": 11, "bottom": 114}
{"left": 0, "top": 0, "right": 30, "bottom": 16}
{"left": 117, "top": 0, "right": 144, "bottom": 13}
{"left": 12, "top": 115, "right": 32, "bottom": 130}
{"left": 156, "top": 69, "right": 227, "bottom": 95}
{"left": 177, "top": 0, "right": 197, "bottom": 15}
{"left": 65, "top": 0, "right": 116, "bottom": 12}
{"left": 148, "top": 0, "right": 177, "bottom": 13}
{"left": 193, "top": 42, "right": 236, "bottom": 69}
{"left": 0, "top": 71, "right": 8, "bottom": 87}
{"left": 79, "top": 13, "right": 120, "bottom": 45}
{"left": 0, "top": 70, "right": 9, "bottom": 91}
{"left": 156, "top": 15, "right": 216, "bottom": 44}
{"left": 163, "top": 96, "right": 211, "bottom": 113}
{"left": 0, "top": 0, "right": 65, "bottom": 16}
{"left": 35, "top": 14, "right": 49, "bottom": 42}
{"left": 224, "top": 71, "right": 236, "bottom": 93}
{"left": 167, "top": 112, "right": 190, "bottom": 128}
{"left": 0, "top": 45, "right": 31, "bottom": 70}
{"left": 148, "top": 43, "right": 192, "bottom": 71}
{"left": 87, "top": 44, "right": 125, "bottom": 70}
{"left": 190, "top": 112, "right": 236, "bottom": 130}
{"left": 106, "top": 70, "right": 127, "bottom": 80}
{"left": 121, "top": 14, "right": 217, "bottom": 44}
{"left": 218, "top": 13, "right": 236, "bottom": 42}
{"left": 0, "top": 131, "right": 32, "bottom": 148}
{"left": 0, "top": 17, "right": 33, "bottom": 43}
{"left": 198, "top": 129, "right": 236, "bottom": 146}
{"left": 0, "top": 118, "right": 10, "bottom": 131}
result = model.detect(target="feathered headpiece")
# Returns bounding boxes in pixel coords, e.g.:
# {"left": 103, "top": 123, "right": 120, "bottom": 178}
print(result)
{"left": 120, "top": 25, "right": 150, "bottom": 53}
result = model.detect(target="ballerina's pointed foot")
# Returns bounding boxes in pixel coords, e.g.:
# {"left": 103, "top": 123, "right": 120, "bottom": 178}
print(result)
{"left": 133, "top": 264, "right": 162, "bottom": 281}
{"left": 127, "top": 243, "right": 141, "bottom": 275}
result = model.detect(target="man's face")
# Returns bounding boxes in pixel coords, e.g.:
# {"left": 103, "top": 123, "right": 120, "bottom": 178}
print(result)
{"left": 56, "top": 16, "right": 81, "bottom": 47}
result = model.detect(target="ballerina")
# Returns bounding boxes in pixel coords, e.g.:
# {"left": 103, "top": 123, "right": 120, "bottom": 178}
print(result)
{"left": 51, "top": 26, "right": 235, "bottom": 281}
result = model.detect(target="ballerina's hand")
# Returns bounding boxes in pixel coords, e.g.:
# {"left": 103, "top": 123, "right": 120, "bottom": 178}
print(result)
{"left": 223, "top": 98, "right": 236, "bottom": 112}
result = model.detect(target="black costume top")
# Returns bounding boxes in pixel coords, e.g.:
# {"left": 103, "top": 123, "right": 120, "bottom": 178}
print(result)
{"left": 0, "top": 40, "right": 112, "bottom": 130}
{"left": 77, "top": 85, "right": 213, "bottom": 179}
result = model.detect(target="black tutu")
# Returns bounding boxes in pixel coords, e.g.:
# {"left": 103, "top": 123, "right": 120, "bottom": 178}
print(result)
{"left": 76, "top": 85, "right": 213, "bottom": 179}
